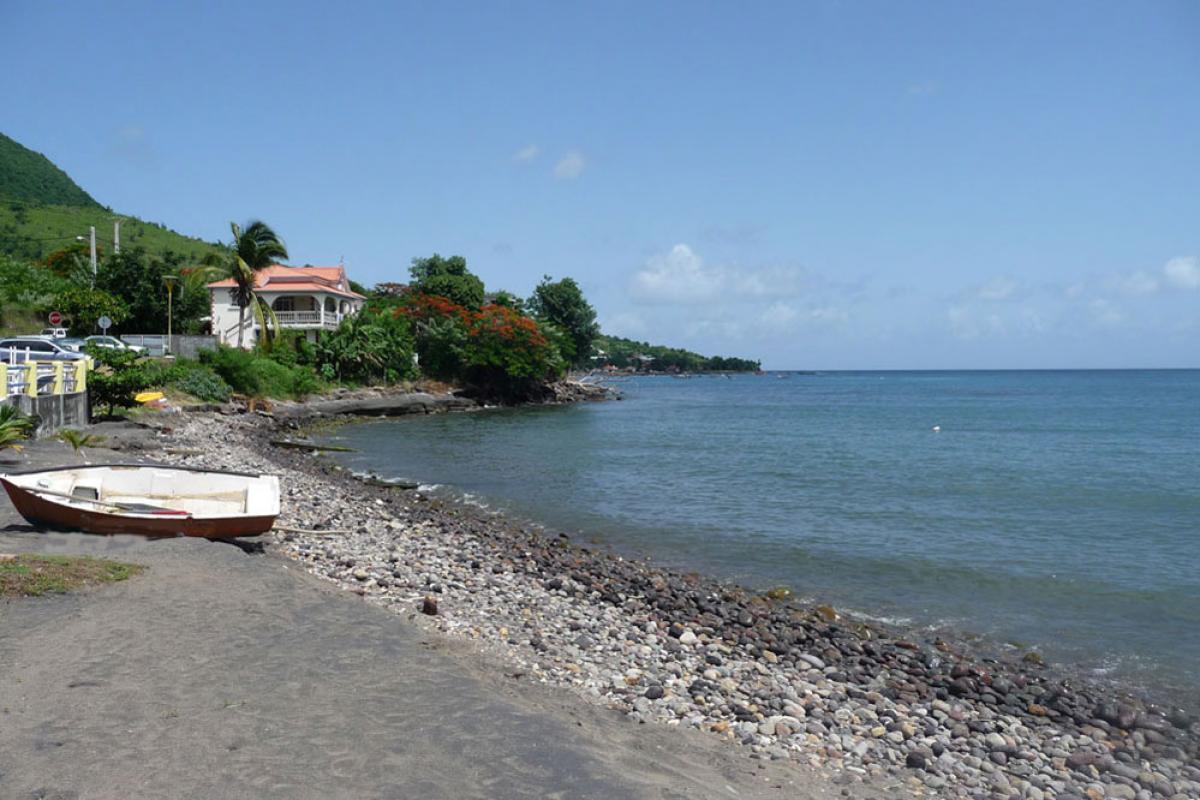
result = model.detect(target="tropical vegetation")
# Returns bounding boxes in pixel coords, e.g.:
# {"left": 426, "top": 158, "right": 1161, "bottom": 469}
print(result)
{"left": 596, "top": 334, "right": 760, "bottom": 373}
{"left": 527, "top": 276, "right": 600, "bottom": 368}
{"left": 84, "top": 344, "right": 154, "bottom": 416}
{"left": 407, "top": 254, "right": 485, "bottom": 309}
{"left": 1, "top": 129, "right": 760, "bottom": 409}
{"left": 0, "top": 133, "right": 221, "bottom": 263}
{"left": 0, "top": 405, "right": 35, "bottom": 451}
{"left": 205, "top": 221, "right": 289, "bottom": 349}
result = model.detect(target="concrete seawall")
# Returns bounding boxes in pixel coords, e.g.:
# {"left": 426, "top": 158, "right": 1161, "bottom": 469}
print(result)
{"left": 2, "top": 391, "right": 89, "bottom": 435}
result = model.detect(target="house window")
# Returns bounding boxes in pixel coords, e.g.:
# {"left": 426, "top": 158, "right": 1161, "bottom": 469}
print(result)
{"left": 273, "top": 297, "right": 295, "bottom": 312}
{"left": 324, "top": 298, "right": 337, "bottom": 313}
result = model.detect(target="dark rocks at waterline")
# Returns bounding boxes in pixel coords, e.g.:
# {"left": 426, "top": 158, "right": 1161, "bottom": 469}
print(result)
{"left": 273, "top": 391, "right": 479, "bottom": 420}
{"left": 157, "top": 413, "right": 1200, "bottom": 800}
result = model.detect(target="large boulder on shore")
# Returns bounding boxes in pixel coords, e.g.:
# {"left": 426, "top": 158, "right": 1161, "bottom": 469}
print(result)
{"left": 273, "top": 392, "right": 478, "bottom": 419}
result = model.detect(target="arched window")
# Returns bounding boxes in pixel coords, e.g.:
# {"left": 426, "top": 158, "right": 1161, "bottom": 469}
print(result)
{"left": 324, "top": 298, "right": 336, "bottom": 313}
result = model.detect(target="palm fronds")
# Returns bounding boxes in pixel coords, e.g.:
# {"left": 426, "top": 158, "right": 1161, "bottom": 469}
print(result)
{"left": 0, "top": 405, "right": 35, "bottom": 451}
{"left": 56, "top": 428, "right": 106, "bottom": 463}
{"left": 223, "top": 220, "right": 289, "bottom": 348}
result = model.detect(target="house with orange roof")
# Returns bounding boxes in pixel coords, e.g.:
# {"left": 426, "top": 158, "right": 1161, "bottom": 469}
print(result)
{"left": 207, "top": 264, "right": 365, "bottom": 347}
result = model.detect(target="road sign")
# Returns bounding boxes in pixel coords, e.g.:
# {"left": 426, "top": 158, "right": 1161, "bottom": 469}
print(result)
{"left": 48, "top": 311, "right": 63, "bottom": 326}
{"left": 98, "top": 315, "right": 112, "bottom": 334}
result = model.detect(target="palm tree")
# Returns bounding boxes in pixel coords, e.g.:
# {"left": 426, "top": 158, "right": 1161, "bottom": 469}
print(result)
{"left": 57, "top": 429, "right": 106, "bottom": 463}
{"left": 218, "top": 221, "right": 289, "bottom": 349}
{"left": 0, "top": 405, "right": 35, "bottom": 452}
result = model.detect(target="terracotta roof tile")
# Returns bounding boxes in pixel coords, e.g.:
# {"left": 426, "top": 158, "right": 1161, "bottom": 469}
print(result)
{"left": 207, "top": 264, "right": 365, "bottom": 299}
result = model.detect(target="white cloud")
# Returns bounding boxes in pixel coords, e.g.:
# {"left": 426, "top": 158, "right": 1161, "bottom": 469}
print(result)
{"left": 554, "top": 151, "right": 586, "bottom": 179}
{"left": 512, "top": 145, "right": 540, "bottom": 162}
{"left": 808, "top": 306, "right": 850, "bottom": 325}
{"left": 629, "top": 244, "right": 814, "bottom": 306}
{"left": 1110, "top": 270, "right": 1159, "bottom": 296}
{"left": 1164, "top": 256, "right": 1200, "bottom": 289}
{"left": 1088, "top": 298, "right": 1125, "bottom": 328}
{"left": 760, "top": 302, "right": 798, "bottom": 330}
{"left": 947, "top": 306, "right": 996, "bottom": 339}
{"left": 977, "top": 276, "right": 1020, "bottom": 301}
{"left": 1017, "top": 307, "right": 1049, "bottom": 334}
{"left": 630, "top": 244, "right": 724, "bottom": 303}
{"left": 729, "top": 264, "right": 806, "bottom": 298}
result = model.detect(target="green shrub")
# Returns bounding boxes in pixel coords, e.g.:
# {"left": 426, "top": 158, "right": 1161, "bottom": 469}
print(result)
{"left": 84, "top": 345, "right": 153, "bottom": 416}
{"left": 171, "top": 367, "right": 232, "bottom": 403}
{"left": 315, "top": 307, "right": 417, "bottom": 385}
{"left": 157, "top": 359, "right": 233, "bottom": 402}
{"left": 0, "top": 255, "right": 68, "bottom": 305}
{"left": 289, "top": 366, "right": 324, "bottom": 398}
{"left": 267, "top": 330, "right": 316, "bottom": 367}
{"left": 198, "top": 345, "right": 323, "bottom": 399}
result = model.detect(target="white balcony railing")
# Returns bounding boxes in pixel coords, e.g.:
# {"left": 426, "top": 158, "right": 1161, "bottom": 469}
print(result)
{"left": 273, "top": 311, "right": 343, "bottom": 328}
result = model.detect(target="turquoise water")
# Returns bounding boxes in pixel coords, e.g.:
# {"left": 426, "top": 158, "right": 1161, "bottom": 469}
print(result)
{"left": 326, "top": 371, "right": 1200, "bottom": 705}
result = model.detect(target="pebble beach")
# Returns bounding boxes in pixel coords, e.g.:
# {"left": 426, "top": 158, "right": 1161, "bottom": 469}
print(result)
{"left": 143, "top": 405, "right": 1200, "bottom": 800}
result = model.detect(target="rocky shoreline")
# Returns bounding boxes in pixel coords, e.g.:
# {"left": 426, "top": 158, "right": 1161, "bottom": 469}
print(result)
{"left": 265, "top": 380, "right": 615, "bottom": 421}
{"left": 148, "top": 409, "right": 1198, "bottom": 800}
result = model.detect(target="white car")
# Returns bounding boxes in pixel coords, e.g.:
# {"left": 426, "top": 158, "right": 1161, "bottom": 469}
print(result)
{"left": 0, "top": 337, "right": 89, "bottom": 364}
{"left": 85, "top": 335, "right": 146, "bottom": 354}
{"left": 40, "top": 328, "right": 69, "bottom": 339}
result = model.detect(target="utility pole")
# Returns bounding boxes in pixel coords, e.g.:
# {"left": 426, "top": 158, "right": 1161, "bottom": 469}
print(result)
{"left": 113, "top": 220, "right": 120, "bottom": 254}
{"left": 163, "top": 275, "right": 179, "bottom": 355}
{"left": 89, "top": 226, "right": 97, "bottom": 283}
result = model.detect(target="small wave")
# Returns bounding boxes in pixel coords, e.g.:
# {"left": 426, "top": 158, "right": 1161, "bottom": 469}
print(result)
{"left": 846, "top": 610, "right": 915, "bottom": 627}
{"left": 459, "top": 492, "right": 491, "bottom": 510}
{"left": 791, "top": 594, "right": 917, "bottom": 628}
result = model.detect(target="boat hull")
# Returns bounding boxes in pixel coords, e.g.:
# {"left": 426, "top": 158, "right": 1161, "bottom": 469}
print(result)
{"left": 1, "top": 474, "right": 277, "bottom": 540}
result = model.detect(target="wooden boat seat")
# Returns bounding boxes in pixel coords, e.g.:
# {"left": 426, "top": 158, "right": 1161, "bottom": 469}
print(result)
{"left": 71, "top": 486, "right": 100, "bottom": 501}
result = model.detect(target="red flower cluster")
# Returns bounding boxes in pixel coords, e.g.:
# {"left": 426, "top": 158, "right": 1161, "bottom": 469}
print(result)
{"left": 394, "top": 292, "right": 473, "bottom": 326}
{"left": 470, "top": 304, "right": 548, "bottom": 347}
{"left": 396, "top": 292, "right": 559, "bottom": 380}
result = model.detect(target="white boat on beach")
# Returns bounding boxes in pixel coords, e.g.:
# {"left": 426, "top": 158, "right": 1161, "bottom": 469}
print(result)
{"left": 1, "top": 464, "right": 280, "bottom": 539}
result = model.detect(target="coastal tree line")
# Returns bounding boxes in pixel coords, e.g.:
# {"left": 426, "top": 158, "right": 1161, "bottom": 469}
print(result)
{"left": 0, "top": 219, "right": 760, "bottom": 409}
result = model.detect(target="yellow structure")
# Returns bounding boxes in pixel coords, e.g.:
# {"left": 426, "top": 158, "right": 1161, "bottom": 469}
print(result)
{"left": 0, "top": 360, "right": 88, "bottom": 400}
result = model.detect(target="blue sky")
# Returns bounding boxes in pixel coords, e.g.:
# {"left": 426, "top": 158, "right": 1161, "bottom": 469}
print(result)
{"left": 3, "top": 1, "right": 1197, "bottom": 368}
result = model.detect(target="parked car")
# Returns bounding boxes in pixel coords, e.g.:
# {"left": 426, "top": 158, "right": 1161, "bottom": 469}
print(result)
{"left": 84, "top": 335, "right": 146, "bottom": 354}
{"left": 56, "top": 338, "right": 87, "bottom": 352}
{"left": 0, "top": 337, "right": 89, "bottom": 364}
{"left": 40, "top": 327, "right": 69, "bottom": 339}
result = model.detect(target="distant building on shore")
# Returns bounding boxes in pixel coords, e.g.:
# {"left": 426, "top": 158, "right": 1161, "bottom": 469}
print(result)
{"left": 207, "top": 264, "right": 365, "bottom": 347}
{"left": 630, "top": 354, "right": 656, "bottom": 372}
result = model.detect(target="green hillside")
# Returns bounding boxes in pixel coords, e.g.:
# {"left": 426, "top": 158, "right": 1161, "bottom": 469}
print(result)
{"left": 596, "top": 334, "right": 760, "bottom": 372}
{"left": 0, "top": 132, "right": 222, "bottom": 262}
{"left": 0, "top": 133, "right": 100, "bottom": 207}
{"left": 0, "top": 202, "right": 223, "bottom": 262}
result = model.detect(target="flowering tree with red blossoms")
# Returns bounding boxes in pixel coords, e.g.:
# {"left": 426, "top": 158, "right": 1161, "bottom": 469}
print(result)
{"left": 395, "top": 291, "right": 564, "bottom": 398}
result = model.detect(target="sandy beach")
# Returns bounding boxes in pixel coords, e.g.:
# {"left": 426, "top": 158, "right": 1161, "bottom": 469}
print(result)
{"left": 0, "top": 432, "right": 869, "bottom": 800}
{"left": 2, "top": 406, "right": 1197, "bottom": 800}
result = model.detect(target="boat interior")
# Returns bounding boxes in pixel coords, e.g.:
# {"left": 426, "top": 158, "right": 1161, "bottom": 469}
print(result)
{"left": 9, "top": 466, "right": 280, "bottom": 518}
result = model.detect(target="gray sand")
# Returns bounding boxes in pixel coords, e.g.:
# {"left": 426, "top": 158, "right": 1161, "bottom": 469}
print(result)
{"left": 0, "top": 442, "right": 869, "bottom": 800}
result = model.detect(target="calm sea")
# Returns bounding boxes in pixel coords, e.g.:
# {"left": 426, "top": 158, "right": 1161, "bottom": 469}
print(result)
{"left": 324, "top": 371, "right": 1200, "bottom": 707}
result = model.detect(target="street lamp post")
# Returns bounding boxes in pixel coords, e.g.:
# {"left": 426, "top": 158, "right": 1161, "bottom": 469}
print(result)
{"left": 163, "top": 275, "right": 179, "bottom": 355}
